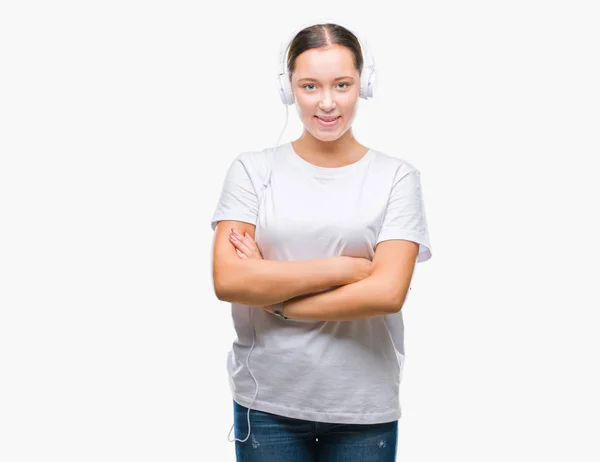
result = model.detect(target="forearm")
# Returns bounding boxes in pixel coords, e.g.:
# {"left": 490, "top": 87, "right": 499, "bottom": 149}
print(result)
{"left": 215, "top": 257, "right": 348, "bottom": 306}
{"left": 279, "top": 274, "right": 399, "bottom": 321}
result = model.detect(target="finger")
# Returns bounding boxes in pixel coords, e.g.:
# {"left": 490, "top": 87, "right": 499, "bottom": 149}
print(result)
{"left": 229, "top": 234, "right": 244, "bottom": 250}
{"left": 230, "top": 229, "right": 259, "bottom": 257}
{"left": 230, "top": 234, "right": 254, "bottom": 256}
{"left": 232, "top": 229, "right": 258, "bottom": 253}
{"left": 231, "top": 228, "right": 247, "bottom": 241}
{"left": 231, "top": 239, "right": 248, "bottom": 259}
{"left": 241, "top": 232, "right": 261, "bottom": 253}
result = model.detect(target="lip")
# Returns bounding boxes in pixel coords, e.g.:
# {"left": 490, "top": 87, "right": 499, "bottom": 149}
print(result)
{"left": 315, "top": 116, "right": 341, "bottom": 127}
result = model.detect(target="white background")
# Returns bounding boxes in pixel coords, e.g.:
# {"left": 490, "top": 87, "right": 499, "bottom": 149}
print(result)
{"left": 1, "top": 1, "right": 599, "bottom": 461}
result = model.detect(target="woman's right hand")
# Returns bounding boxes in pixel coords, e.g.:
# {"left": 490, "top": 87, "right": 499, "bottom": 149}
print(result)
{"left": 339, "top": 256, "right": 373, "bottom": 284}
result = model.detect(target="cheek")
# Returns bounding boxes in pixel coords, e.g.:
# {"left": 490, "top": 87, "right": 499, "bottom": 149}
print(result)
{"left": 294, "top": 93, "right": 315, "bottom": 109}
{"left": 293, "top": 92, "right": 358, "bottom": 118}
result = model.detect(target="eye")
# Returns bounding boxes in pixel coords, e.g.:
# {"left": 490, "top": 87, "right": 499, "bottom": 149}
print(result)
{"left": 301, "top": 82, "right": 351, "bottom": 91}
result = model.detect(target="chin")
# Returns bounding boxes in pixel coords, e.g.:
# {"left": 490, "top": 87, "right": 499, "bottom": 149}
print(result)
{"left": 308, "top": 130, "right": 342, "bottom": 142}
{"left": 310, "top": 124, "right": 352, "bottom": 141}
{"left": 309, "top": 122, "right": 344, "bottom": 138}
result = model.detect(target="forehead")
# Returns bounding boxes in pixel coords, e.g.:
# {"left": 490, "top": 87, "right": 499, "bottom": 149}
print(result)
{"left": 292, "top": 45, "right": 357, "bottom": 80}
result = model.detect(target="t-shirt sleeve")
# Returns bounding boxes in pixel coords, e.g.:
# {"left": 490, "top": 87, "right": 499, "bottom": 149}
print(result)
{"left": 376, "top": 168, "right": 433, "bottom": 263}
{"left": 210, "top": 154, "right": 260, "bottom": 232}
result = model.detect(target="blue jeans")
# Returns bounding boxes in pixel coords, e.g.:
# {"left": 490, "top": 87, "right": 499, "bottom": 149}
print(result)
{"left": 233, "top": 400, "right": 398, "bottom": 461}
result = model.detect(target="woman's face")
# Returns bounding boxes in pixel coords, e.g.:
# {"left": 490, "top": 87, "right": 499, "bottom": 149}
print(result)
{"left": 290, "top": 44, "right": 360, "bottom": 142}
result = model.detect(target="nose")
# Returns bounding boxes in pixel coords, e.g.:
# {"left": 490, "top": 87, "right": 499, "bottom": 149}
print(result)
{"left": 319, "top": 89, "right": 335, "bottom": 112}
{"left": 319, "top": 94, "right": 336, "bottom": 111}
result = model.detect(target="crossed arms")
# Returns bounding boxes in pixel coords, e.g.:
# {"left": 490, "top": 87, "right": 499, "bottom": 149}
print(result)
{"left": 212, "top": 220, "right": 419, "bottom": 321}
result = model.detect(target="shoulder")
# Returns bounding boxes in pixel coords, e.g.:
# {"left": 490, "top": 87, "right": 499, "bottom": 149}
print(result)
{"left": 231, "top": 145, "right": 278, "bottom": 185}
{"left": 369, "top": 148, "right": 421, "bottom": 179}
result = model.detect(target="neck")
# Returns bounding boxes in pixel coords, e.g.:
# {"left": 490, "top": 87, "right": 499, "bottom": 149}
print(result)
{"left": 291, "top": 130, "right": 369, "bottom": 168}
{"left": 293, "top": 129, "right": 362, "bottom": 156}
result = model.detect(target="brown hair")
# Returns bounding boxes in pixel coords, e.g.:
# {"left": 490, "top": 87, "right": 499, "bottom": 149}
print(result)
{"left": 286, "top": 23, "right": 364, "bottom": 78}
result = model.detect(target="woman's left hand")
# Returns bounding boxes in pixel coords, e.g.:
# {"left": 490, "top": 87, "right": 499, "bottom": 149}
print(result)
{"left": 229, "top": 228, "right": 263, "bottom": 260}
{"left": 230, "top": 228, "right": 271, "bottom": 312}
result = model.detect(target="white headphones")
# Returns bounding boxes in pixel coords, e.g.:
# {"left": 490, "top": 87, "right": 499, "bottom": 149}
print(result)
{"left": 276, "top": 19, "right": 377, "bottom": 105}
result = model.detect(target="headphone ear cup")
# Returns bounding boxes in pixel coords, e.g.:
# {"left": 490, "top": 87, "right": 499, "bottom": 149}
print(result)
{"left": 277, "top": 73, "right": 294, "bottom": 105}
{"left": 360, "top": 68, "right": 376, "bottom": 100}
{"left": 367, "top": 68, "right": 377, "bottom": 99}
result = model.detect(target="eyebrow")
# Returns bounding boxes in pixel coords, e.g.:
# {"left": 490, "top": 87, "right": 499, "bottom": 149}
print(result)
{"left": 297, "top": 76, "right": 355, "bottom": 83}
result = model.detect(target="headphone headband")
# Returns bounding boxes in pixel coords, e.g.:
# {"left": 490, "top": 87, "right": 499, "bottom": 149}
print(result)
{"left": 277, "top": 19, "right": 375, "bottom": 76}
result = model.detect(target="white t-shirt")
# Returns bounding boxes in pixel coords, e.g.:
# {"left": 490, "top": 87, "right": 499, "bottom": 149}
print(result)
{"left": 211, "top": 141, "right": 432, "bottom": 424}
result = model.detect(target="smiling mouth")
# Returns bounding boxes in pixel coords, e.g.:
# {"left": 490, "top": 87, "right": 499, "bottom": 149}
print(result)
{"left": 315, "top": 116, "right": 341, "bottom": 127}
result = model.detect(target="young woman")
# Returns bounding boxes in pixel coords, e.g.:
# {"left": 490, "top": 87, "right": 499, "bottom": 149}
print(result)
{"left": 211, "top": 21, "right": 433, "bottom": 462}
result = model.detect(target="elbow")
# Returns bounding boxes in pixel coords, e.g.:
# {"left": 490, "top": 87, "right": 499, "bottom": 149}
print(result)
{"left": 213, "top": 265, "right": 237, "bottom": 302}
{"left": 213, "top": 278, "right": 231, "bottom": 302}
{"left": 213, "top": 258, "right": 250, "bottom": 302}
{"left": 384, "top": 291, "right": 408, "bottom": 314}
{"left": 215, "top": 280, "right": 245, "bottom": 303}
{"left": 369, "top": 274, "right": 410, "bottom": 314}
{"left": 386, "top": 301, "right": 404, "bottom": 314}
{"left": 213, "top": 268, "right": 257, "bottom": 304}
